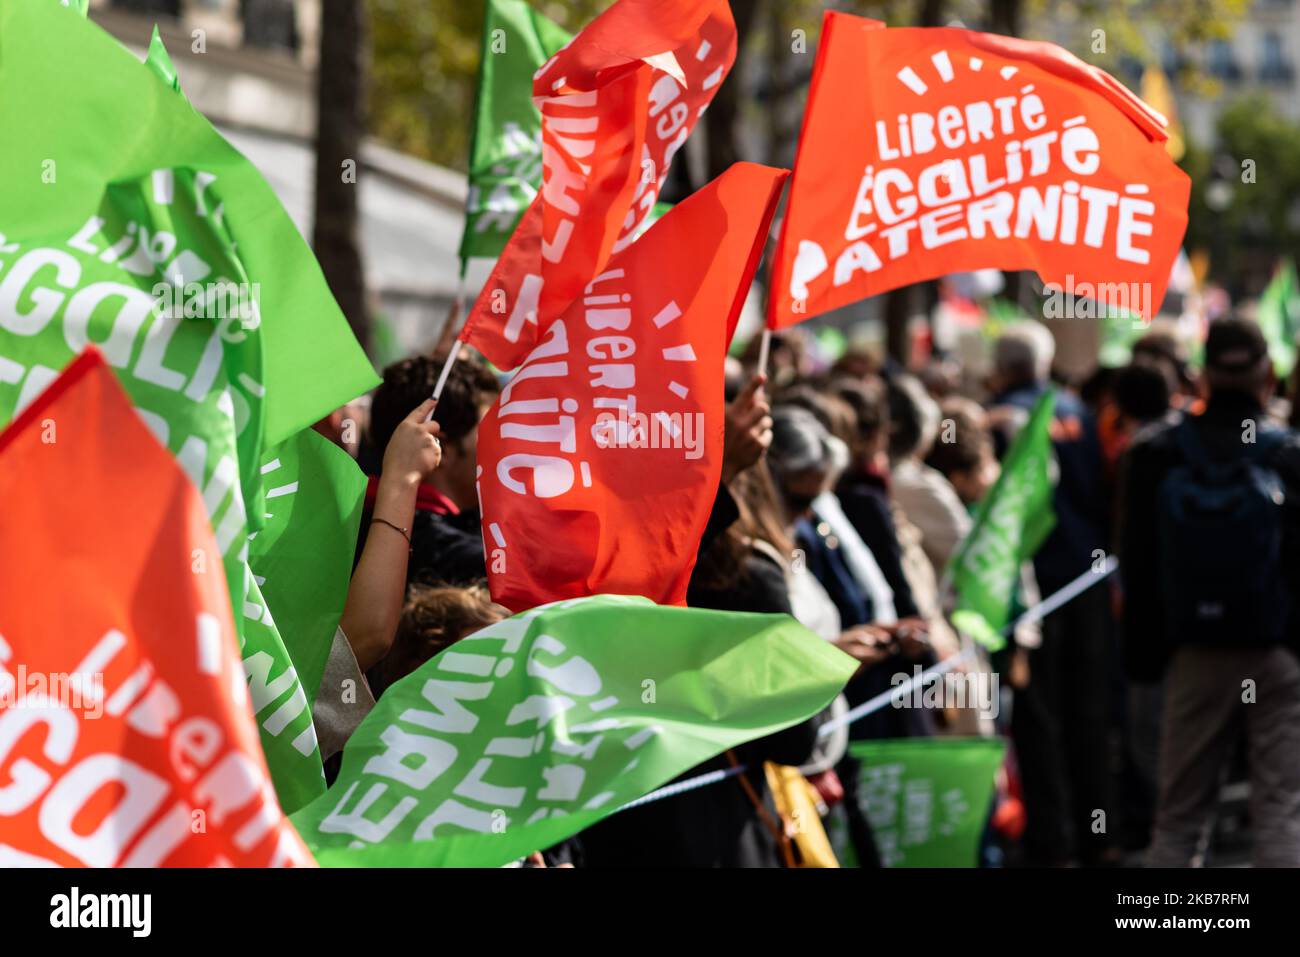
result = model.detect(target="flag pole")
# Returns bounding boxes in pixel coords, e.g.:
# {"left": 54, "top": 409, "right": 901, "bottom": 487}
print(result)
{"left": 425, "top": 340, "right": 464, "bottom": 422}
{"left": 756, "top": 279, "right": 773, "bottom": 378}
{"left": 756, "top": 326, "right": 772, "bottom": 379}
{"left": 424, "top": 276, "right": 468, "bottom": 422}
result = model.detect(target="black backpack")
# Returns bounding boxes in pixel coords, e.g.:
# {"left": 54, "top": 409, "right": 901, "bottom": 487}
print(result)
{"left": 1157, "top": 418, "right": 1290, "bottom": 646}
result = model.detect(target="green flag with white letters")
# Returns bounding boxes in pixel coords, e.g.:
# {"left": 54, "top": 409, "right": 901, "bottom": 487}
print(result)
{"left": 458, "top": 0, "right": 572, "bottom": 265}
{"left": 293, "top": 596, "right": 856, "bottom": 867}
{"left": 0, "top": 5, "right": 378, "bottom": 811}
{"left": 839, "top": 738, "right": 1005, "bottom": 867}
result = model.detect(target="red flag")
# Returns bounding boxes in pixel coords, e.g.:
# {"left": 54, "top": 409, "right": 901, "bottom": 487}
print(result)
{"left": 476, "top": 162, "right": 788, "bottom": 612}
{"left": 768, "top": 12, "right": 1190, "bottom": 327}
{"left": 461, "top": 0, "right": 737, "bottom": 371}
{"left": 0, "top": 350, "right": 313, "bottom": 868}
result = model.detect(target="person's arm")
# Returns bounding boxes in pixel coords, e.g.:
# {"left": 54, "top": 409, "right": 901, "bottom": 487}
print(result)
{"left": 720, "top": 373, "right": 772, "bottom": 484}
{"left": 339, "top": 398, "right": 442, "bottom": 671}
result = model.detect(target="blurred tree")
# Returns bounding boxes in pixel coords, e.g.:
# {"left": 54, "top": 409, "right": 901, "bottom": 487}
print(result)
{"left": 1183, "top": 96, "right": 1300, "bottom": 295}
{"left": 367, "top": 0, "right": 606, "bottom": 170}
{"left": 315, "top": 0, "right": 370, "bottom": 351}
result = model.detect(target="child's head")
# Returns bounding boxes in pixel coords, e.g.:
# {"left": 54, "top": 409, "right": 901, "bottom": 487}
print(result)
{"left": 368, "top": 584, "right": 507, "bottom": 698}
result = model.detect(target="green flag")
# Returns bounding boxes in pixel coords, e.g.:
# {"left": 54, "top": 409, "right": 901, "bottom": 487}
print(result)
{"left": 237, "top": 429, "right": 365, "bottom": 812}
{"left": 251, "top": 428, "right": 367, "bottom": 710}
{"left": 0, "top": 5, "right": 378, "bottom": 809}
{"left": 1258, "top": 258, "right": 1300, "bottom": 379}
{"left": 458, "top": 0, "right": 571, "bottom": 265}
{"left": 948, "top": 389, "right": 1057, "bottom": 651}
{"left": 839, "top": 738, "right": 1004, "bottom": 867}
{"left": 144, "top": 24, "right": 181, "bottom": 92}
{"left": 292, "top": 595, "right": 856, "bottom": 867}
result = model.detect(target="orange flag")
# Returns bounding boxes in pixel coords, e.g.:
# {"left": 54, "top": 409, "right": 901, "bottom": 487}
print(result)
{"left": 461, "top": 0, "right": 737, "bottom": 371}
{"left": 768, "top": 12, "right": 1191, "bottom": 327}
{"left": 476, "top": 162, "right": 788, "bottom": 612}
{"left": 0, "top": 350, "right": 313, "bottom": 867}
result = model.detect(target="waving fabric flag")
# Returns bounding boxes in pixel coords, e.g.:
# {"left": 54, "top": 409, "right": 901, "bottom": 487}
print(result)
{"left": 948, "top": 389, "right": 1057, "bottom": 651}
{"left": 839, "top": 738, "right": 1005, "bottom": 867}
{"left": 769, "top": 12, "right": 1190, "bottom": 328}
{"left": 1258, "top": 258, "right": 1300, "bottom": 379}
{"left": 144, "top": 24, "right": 182, "bottom": 92}
{"left": 249, "top": 428, "right": 368, "bottom": 711}
{"left": 475, "top": 162, "right": 788, "bottom": 613}
{"left": 292, "top": 595, "right": 856, "bottom": 868}
{"left": 0, "top": 4, "right": 378, "bottom": 810}
{"left": 459, "top": 0, "right": 572, "bottom": 265}
{"left": 461, "top": 0, "right": 737, "bottom": 371}
{"left": 0, "top": 351, "right": 314, "bottom": 868}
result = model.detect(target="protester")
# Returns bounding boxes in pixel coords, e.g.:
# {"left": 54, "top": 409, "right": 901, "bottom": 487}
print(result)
{"left": 315, "top": 398, "right": 444, "bottom": 766}
{"left": 1118, "top": 318, "right": 1300, "bottom": 867}
{"left": 360, "top": 350, "right": 501, "bottom": 587}
{"left": 1098, "top": 361, "right": 1174, "bottom": 481}
{"left": 831, "top": 377, "right": 924, "bottom": 623}
{"left": 366, "top": 583, "right": 506, "bottom": 699}
{"left": 887, "top": 373, "right": 972, "bottom": 579}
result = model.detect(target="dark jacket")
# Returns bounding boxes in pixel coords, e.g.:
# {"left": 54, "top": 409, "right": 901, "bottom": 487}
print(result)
{"left": 835, "top": 467, "right": 920, "bottom": 618}
{"left": 991, "top": 382, "right": 1108, "bottom": 594}
{"left": 1116, "top": 391, "right": 1300, "bottom": 680}
{"left": 357, "top": 479, "right": 486, "bottom": 587}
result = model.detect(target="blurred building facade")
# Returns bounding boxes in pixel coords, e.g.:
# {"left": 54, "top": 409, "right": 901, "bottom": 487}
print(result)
{"left": 1160, "top": 0, "right": 1299, "bottom": 147}
{"left": 88, "top": 0, "right": 466, "bottom": 362}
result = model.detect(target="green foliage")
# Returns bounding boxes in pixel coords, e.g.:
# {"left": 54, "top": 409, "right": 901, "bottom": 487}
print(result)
{"left": 1184, "top": 95, "right": 1300, "bottom": 285}
{"left": 367, "top": 0, "right": 607, "bottom": 169}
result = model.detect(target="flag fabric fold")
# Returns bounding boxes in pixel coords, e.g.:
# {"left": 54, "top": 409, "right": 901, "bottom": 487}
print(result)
{"left": 0, "top": 4, "right": 378, "bottom": 810}
{"left": 838, "top": 738, "right": 1005, "bottom": 867}
{"left": 459, "top": 0, "right": 572, "bottom": 266}
{"left": 768, "top": 11, "right": 1190, "bottom": 329}
{"left": 291, "top": 595, "right": 856, "bottom": 868}
{"left": 0, "top": 350, "right": 313, "bottom": 867}
{"left": 460, "top": 0, "right": 737, "bottom": 371}
{"left": 475, "top": 161, "right": 788, "bottom": 613}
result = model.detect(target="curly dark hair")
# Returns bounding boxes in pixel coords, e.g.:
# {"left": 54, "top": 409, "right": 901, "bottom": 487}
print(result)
{"left": 367, "top": 350, "right": 500, "bottom": 458}
{"left": 367, "top": 584, "right": 506, "bottom": 699}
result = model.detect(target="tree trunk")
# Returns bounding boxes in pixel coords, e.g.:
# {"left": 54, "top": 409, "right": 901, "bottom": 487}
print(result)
{"left": 989, "top": 0, "right": 1021, "bottom": 36}
{"left": 704, "top": 0, "right": 761, "bottom": 181}
{"left": 883, "top": 0, "right": 947, "bottom": 365}
{"left": 989, "top": 0, "right": 1022, "bottom": 309}
{"left": 313, "top": 0, "right": 370, "bottom": 353}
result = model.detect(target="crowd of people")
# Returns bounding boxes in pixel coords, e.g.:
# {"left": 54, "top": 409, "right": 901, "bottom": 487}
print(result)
{"left": 307, "top": 309, "right": 1300, "bottom": 869}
